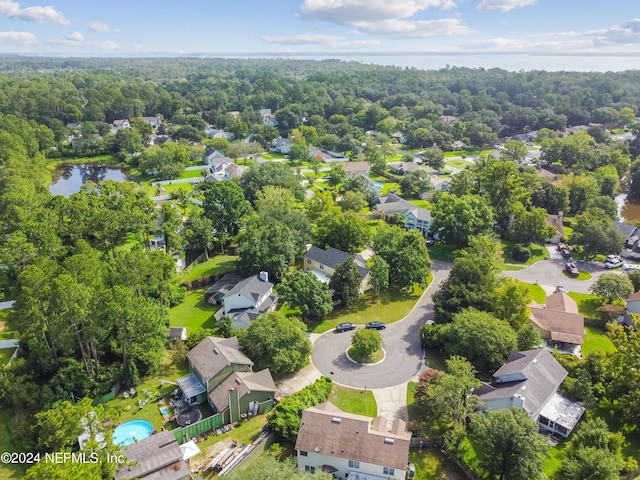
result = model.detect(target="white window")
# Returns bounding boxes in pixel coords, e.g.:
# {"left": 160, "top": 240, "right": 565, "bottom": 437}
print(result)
{"left": 383, "top": 466, "right": 395, "bottom": 475}
{"left": 348, "top": 460, "right": 360, "bottom": 469}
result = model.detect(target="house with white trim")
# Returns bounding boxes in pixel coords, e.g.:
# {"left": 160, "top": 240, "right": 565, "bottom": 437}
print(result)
{"left": 303, "top": 246, "right": 371, "bottom": 293}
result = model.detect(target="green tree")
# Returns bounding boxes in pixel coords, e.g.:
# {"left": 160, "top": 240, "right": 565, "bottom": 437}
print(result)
{"left": 619, "top": 107, "right": 636, "bottom": 127}
{"left": 241, "top": 161, "right": 305, "bottom": 202}
{"left": 184, "top": 208, "right": 214, "bottom": 260}
{"left": 239, "top": 312, "right": 311, "bottom": 377}
{"left": 627, "top": 270, "right": 640, "bottom": 292}
{"left": 373, "top": 225, "right": 431, "bottom": 289}
{"left": 315, "top": 210, "right": 370, "bottom": 254}
{"left": 442, "top": 309, "right": 517, "bottom": 372}
{"left": 351, "top": 328, "right": 382, "bottom": 357}
{"left": 338, "top": 190, "right": 368, "bottom": 212}
{"left": 431, "top": 193, "right": 494, "bottom": 247}
{"left": 564, "top": 173, "right": 600, "bottom": 214}
{"left": 199, "top": 180, "right": 252, "bottom": 251}
{"left": 288, "top": 141, "right": 310, "bottom": 163}
{"left": 502, "top": 139, "right": 528, "bottom": 163}
{"left": 494, "top": 278, "right": 531, "bottom": 329}
{"left": 399, "top": 169, "right": 432, "bottom": 197}
{"left": 470, "top": 408, "right": 549, "bottom": 480}
{"left": 511, "top": 207, "right": 557, "bottom": 245}
{"left": 329, "top": 257, "right": 362, "bottom": 306}
{"left": 328, "top": 163, "right": 347, "bottom": 186}
{"left": 422, "top": 147, "right": 445, "bottom": 170}
{"left": 368, "top": 255, "right": 389, "bottom": 295}
{"left": 590, "top": 273, "right": 634, "bottom": 304}
{"left": 277, "top": 270, "right": 333, "bottom": 322}
{"left": 237, "top": 219, "right": 298, "bottom": 280}
{"left": 571, "top": 208, "right": 626, "bottom": 258}
{"left": 517, "top": 323, "right": 542, "bottom": 350}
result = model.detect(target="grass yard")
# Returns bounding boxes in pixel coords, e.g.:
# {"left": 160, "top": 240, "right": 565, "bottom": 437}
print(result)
{"left": 567, "top": 292, "right": 603, "bottom": 319}
{"left": 347, "top": 346, "right": 385, "bottom": 364}
{"left": 328, "top": 385, "right": 377, "bottom": 418}
{"left": 427, "top": 243, "right": 460, "bottom": 263}
{"left": 0, "top": 408, "right": 26, "bottom": 479}
{"left": 260, "top": 153, "right": 286, "bottom": 160}
{"left": 380, "top": 182, "right": 401, "bottom": 195}
{"left": 407, "top": 381, "right": 419, "bottom": 423}
{"left": 181, "top": 254, "right": 239, "bottom": 282}
{"left": 527, "top": 283, "right": 547, "bottom": 304}
{"left": 583, "top": 325, "right": 616, "bottom": 355}
{"left": 408, "top": 199, "right": 433, "bottom": 209}
{"left": 0, "top": 348, "right": 15, "bottom": 367}
{"left": 562, "top": 270, "right": 592, "bottom": 280}
{"left": 593, "top": 401, "right": 640, "bottom": 461}
{"left": 106, "top": 355, "right": 190, "bottom": 433}
{"left": 445, "top": 159, "right": 473, "bottom": 169}
{"left": 168, "top": 287, "right": 219, "bottom": 331}
{"left": 180, "top": 169, "right": 206, "bottom": 179}
{"left": 503, "top": 265, "right": 525, "bottom": 271}
{"left": 502, "top": 242, "right": 549, "bottom": 265}
{"left": 408, "top": 449, "right": 467, "bottom": 480}
{"left": 543, "top": 439, "right": 567, "bottom": 478}
{"left": 311, "top": 286, "right": 425, "bottom": 333}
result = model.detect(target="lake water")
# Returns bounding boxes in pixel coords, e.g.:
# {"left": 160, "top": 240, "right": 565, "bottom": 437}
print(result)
{"left": 49, "top": 164, "right": 131, "bottom": 196}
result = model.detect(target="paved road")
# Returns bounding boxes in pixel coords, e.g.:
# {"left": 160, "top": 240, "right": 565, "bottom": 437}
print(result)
{"left": 503, "top": 246, "right": 609, "bottom": 294}
{"left": 310, "top": 261, "right": 451, "bottom": 389}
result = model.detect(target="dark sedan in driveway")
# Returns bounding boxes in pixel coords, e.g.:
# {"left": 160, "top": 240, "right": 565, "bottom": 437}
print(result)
{"left": 365, "top": 322, "right": 386, "bottom": 330}
{"left": 335, "top": 322, "right": 356, "bottom": 333}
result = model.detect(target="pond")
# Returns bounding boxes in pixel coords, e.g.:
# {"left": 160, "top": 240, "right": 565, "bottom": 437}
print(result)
{"left": 49, "top": 163, "right": 131, "bottom": 196}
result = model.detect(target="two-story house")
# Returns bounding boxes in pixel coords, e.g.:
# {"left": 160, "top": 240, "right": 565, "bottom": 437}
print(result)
{"left": 205, "top": 272, "right": 278, "bottom": 330}
{"left": 374, "top": 193, "right": 433, "bottom": 238}
{"left": 475, "top": 348, "right": 585, "bottom": 438}
{"left": 296, "top": 402, "right": 411, "bottom": 480}
{"left": 179, "top": 336, "right": 276, "bottom": 424}
{"left": 303, "top": 246, "right": 371, "bottom": 293}
{"left": 270, "top": 137, "right": 292, "bottom": 154}
{"left": 112, "top": 119, "right": 130, "bottom": 129}
{"left": 142, "top": 116, "right": 163, "bottom": 129}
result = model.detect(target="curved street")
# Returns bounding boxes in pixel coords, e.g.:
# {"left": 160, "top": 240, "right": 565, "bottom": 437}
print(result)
{"left": 310, "top": 261, "right": 451, "bottom": 389}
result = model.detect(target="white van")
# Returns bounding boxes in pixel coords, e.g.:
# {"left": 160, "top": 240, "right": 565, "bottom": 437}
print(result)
{"left": 622, "top": 263, "right": 640, "bottom": 273}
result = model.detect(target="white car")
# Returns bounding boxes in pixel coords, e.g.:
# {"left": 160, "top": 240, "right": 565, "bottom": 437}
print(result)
{"left": 623, "top": 263, "right": 640, "bottom": 273}
{"left": 605, "top": 255, "right": 623, "bottom": 269}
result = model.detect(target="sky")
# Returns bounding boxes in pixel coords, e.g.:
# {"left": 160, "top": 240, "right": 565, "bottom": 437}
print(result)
{"left": 0, "top": 0, "right": 640, "bottom": 71}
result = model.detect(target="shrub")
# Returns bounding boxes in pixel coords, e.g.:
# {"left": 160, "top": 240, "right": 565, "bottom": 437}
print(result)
{"left": 512, "top": 244, "right": 531, "bottom": 262}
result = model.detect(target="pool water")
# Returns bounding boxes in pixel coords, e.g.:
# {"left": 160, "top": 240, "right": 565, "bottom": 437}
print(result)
{"left": 113, "top": 419, "right": 153, "bottom": 446}
{"left": 161, "top": 408, "right": 168, "bottom": 415}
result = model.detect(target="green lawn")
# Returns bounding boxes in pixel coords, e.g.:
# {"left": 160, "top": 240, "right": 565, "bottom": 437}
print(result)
{"left": 503, "top": 265, "right": 525, "bottom": 271}
{"left": 311, "top": 286, "right": 425, "bottom": 333}
{"left": 168, "top": 287, "right": 219, "bottom": 331}
{"left": 567, "top": 292, "right": 603, "bottom": 319}
{"left": 443, "top": 149, "right": 494, "bottom": 158}
{"left": 181, "top": 254, "right": 239, "bottom": 282}
{"left": 593, "top": 401, "right": 640, "bottom": 461}
{"left": 445, "top": 159, "right": 473, "bottom": 169}
{"left": 328, "top": 385, "right": 377, "bottom": 417}
{"left": 543, "top": 439, "right": 567, "bottom": 478}
{"left": 260, "top": 153, "right": 286, "bottom": 160}
{"left": 105, "top": 355, "right": 191, "bottom": 432}
{"left": 50, "top": 154, "right": 120, "bottom": 166}
{"left": 527, "top": 283, "right": 547, "bottom": 304}
{"left": 407, "top": 381, "right": 420, "bottom": 423}
{"left": 347, "top": 346, "right": 384, "bottom": 364}
{"left": 408, "top": 199, "right": 433, "bottom": 209}
{"left": 583, "top": 325, "right": 616, "bottom": 355}
{"left": 561, "top": 270, "right": 592, "bottom": 280}
{"left": 0, "top": 309, "right": 18, "bottom": 341}
{"left": 0, "top": 348, "right": 15, "bottom": 367}
{"left": 502, "top": 242, "right": 549, "bottom": 265}
{"left": 0, "top": 408, "right": 26, "bottom": 479}
{"left": 427, "top": 243, "right": 460, "bottom": 263}
{"left": 179, "top": 169, "right": 206, "bottom": 179}
{"left": 381, "top": 182, "right": 401, "bottom": 195}
{"left": 408, "top": 449, "right": 467, "bottom": 480}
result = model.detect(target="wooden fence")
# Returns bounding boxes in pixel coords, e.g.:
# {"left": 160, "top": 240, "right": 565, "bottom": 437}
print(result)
{"left": 171, "top": 412, "right": 224, "bottom": 444}
{"left": 92, "top": 391, "right": 116, "bottom": 406}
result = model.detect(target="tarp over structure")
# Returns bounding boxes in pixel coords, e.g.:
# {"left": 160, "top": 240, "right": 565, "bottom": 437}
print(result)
{"left": 180, "top": 440, "right": 201, "bottom": 461}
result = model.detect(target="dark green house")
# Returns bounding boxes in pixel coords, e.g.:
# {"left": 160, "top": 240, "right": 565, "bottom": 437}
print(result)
{"left": 179, "top": 336, "right": 276, "bottom": 423}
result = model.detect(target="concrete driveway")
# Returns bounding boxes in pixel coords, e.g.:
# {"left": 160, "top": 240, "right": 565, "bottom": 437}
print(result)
{"left": 310, "top": 261, "right": 451, "bottom": 389}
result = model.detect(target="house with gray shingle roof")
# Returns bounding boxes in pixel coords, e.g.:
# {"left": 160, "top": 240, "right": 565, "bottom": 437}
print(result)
{"left": 115, "top": 431, "right": 189, "bottom": 480}
{"left": 374, "top": 193, "right": 433, "bottom": 238}
{"left": 180, "top": 336, "right": 276, "bottom": 423}
{"left": 303, "top": 246, "right": 371, "bottom": 293}
{"left": 476, "top": 348, "right": 584, "bottom": 438}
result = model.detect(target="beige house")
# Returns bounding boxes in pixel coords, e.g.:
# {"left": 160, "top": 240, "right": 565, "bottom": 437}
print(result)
{"left": 529, "top": 292, "right": 585, "bottom": 355}
{"left": 303, "top": 246, "right": 371, "bottom": 293}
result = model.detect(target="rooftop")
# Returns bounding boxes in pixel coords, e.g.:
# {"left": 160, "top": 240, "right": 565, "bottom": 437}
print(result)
{"left": 115, "top": 431, "right": 188, "bottom": 480}
{"left": 208, "top": 369, "right": 276, "bottom": 412}
{"left": 186, "top": 337, "right": 252, "bottom": 383}
{"left": 295, "top": 402, "right": 411, "bottom": 470}
{"left": 177, "top": 374, "right": 206, "bottom": 400}
{"left": 539, "top": 392, "right": 585, "bottom": 431}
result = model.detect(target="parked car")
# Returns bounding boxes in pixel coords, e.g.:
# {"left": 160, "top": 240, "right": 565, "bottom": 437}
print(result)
{"left": 560, "top": 248, "right": 571, "bottom": 258}
{"left": 556, "top": 243, "right": 566, "bottom": 251}
{"left": 565, "top": 262, "right": 579, "bottom": 277}
{"left": 335, "top": 322, "right": 356, "bottom": 333}
{"left": 605, "top": 255, "right": 623, "bottom": 269}
{"left": 365, "top": 322, "right": 386, "bottom": 330}
{"left": 623, "top": 263, "right": 640, "bottom": 273}
{"left": 556, "top": 286, "right": 568, "bottom": 293}
{"left": 425, "top": 239, "right": 436, "bottom": 246}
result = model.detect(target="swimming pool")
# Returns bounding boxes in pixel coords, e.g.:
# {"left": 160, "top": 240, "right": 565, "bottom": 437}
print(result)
{"left": 113, "top": 420, "right": 153, "bottom": 446}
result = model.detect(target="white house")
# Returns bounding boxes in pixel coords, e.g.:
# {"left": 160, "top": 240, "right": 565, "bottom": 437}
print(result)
{"left": 142, "top": 116, "right": 163, "bottom": 128}
{"left": 270, "top": 137, "right": 292, "bottom": 154}
{"left": 303, "top": 246, "right": 371, "bottom": 293}
{"left": 205, "top": 127, "right": 235, "bottom": 140}
{"left": 476, "top": 349, "right": 585, "bottom": 438}
{"left": 374, "top": 193, "right": 433, "bottom": 238}
{"left": 296, "top": 402, "right": 411, "bottom": 480}
{"left": 112, "top": 119, "right": 130, "bottom": 129}
{"left": 259, "top": 108, "right": 278, "bottom": 127}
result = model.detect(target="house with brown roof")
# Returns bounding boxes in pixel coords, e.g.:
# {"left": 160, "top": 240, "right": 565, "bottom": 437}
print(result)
{"left": 546, "top": 211, "right": 564, "bottom": 244}
{"left": 528, "top": 292, "right": 585, "bottom": 355}
{"left": 476, "top": 349, "right": 585, "bottom": 438}
{"left": 115, "top": 431, "right": 190, "bottom": 480}
{"left": 178, "top": 336, "right": 276, "bottom": 423}
{"left": 343, "top": 161, "right": 371, "bottom": 178}
{"left": 295, "top": 402, "right": 411, "bottom": 479}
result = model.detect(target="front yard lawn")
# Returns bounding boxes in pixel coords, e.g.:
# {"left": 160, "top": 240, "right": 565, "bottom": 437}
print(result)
{"left": 427, "top": 243, "right": 459, "bottom": 263}
{"left": 381, "top": 182, "right": 401, "bottom": 194}
{"left": 310, "top": 285, "right": 425, "bottom": 333}
{"left": 328, "top": 385, "right": 377, "bottom": 417}
{"left": 567, "top": 292, "right": 603, "bottom": 319}
{"left": 583, "top": 325, "right": 616, "bottom": 355}
{"left": 179, "top": 169, "right": 206, "bottom": 179}
{"left": 408, "top": 199, "right": 432, "bottom": 209}
{"left": 527, "top": 283, "right": 547, "bottom": 304}
{"left": 503, "top": 241, "right": 549, "bottom": 265}
{"left": 168, "top": 287, "right": 219, "bottom": 331}
{"left": 181, "top": 254, "right": 239, "bottom": 282}
{"left": 562, "top": 270, "right": 592, "bottom": 280}
{"left": 445, "top": 159, "right": 473, "bottom": 170}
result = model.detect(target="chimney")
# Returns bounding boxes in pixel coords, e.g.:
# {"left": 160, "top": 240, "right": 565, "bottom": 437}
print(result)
{"left": 259, "top": 271, "right": 268, "bottom": 282}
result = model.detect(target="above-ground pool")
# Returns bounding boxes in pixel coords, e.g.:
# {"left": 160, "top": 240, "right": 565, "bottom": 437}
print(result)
{"left": 113, "top": 420, "right": 153, "bottom": 446}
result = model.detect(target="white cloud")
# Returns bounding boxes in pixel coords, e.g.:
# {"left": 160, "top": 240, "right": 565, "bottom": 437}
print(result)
{"left": 476, "top": 0, "right": 536, "bottom": 12}
{"left": 355, "top": 18, "right": 471, "bottom": 37}
{"left": 0, "top": 0, "right": 69, "bottom": 26}
{"left": 66, "top": 31, "right": 84, "bottom": 42}
{"left": 0, "top": 30, "right": 36, "bottom": 45}
{"left": 92, "top": 41, "right": 119, "bottom": 50}
{"left": 261, "top": 33, "right": 379, "bottom": 49}
{"left": 593, "top": 19, "right": 640, "bottom": 46}
{"left": 301, "top": 0, "right": 456, "bottom": 24}
{"left": 88, "top": 20, "right": 118, "bottom": 33}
